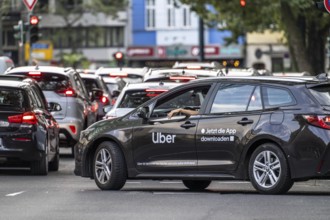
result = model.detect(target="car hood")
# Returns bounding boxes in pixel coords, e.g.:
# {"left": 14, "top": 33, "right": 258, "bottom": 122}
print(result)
{"left": 81, "top": 112, "right": 140, "bottom": 143}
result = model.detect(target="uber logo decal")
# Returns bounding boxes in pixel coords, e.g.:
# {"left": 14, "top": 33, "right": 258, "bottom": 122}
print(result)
{"left": 152, "top": 132, "right": 176, "bottom": 144}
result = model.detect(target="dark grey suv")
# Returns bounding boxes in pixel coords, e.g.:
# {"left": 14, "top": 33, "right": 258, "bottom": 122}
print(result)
{"left": 5, "top": 66, "right": 97, "bottom": 154}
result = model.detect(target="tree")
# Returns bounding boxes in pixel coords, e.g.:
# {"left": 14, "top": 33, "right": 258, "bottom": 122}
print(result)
{"left": 179, "top": 0, "right": 330, "bottom": 74}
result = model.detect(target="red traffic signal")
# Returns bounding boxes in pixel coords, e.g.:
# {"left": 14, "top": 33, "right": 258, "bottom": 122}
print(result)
{"left": 240, "top": 0, "right": 246, "bottom": 7}
{"left": 30, "top": 15, "right": 39, "bottom": 25}
{"left": 113, "top": 52, "right": 124, "bottom": 60}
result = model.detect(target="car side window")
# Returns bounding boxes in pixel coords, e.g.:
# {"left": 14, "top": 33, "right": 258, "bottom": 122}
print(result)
{"left": 74, "top": 74, "right": 90, "bottom": 100}
{"left": 210, "top": 84, "right": 256, "bottom": 113}
{"left": 247, "top": 86, "right": 263, "bottom": 111}
{"left": 151, "top": 85, "right": 211, "bottom": 118}
{"left": 262, "top": 86, "right": 295, "bottom": 108}
{"left": 31, "top": 87, "right": 46, "bottom": 109}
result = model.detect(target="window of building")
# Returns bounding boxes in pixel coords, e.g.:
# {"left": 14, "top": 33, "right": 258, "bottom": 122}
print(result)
{"left": 43, "top": 26, "right": 124, "bottom": 48}
{"left": 146, "top": 0, "right": 155, "bottom": 29}
{"left": 182, "top": 6, "right": 191, "bottom": 27}
{"left": 167, "top": 0, "right": 175, "bottom": 28}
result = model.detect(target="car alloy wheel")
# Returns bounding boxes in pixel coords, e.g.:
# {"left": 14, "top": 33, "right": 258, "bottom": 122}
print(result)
{"left": 253, "top": 150, "right": 281, "bottom": 188}
{"left": 249, "top": 143, "right": 293, "bottom": 194}
{"left": 93, "top": 141, "right": 127, "bottom": 190}
{"left": 95, "top": 148, "right": 112, "bottom": 184}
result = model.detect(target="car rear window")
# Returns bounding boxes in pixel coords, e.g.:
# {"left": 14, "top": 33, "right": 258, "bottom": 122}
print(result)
{"left": 118, "top": 90, "right": 161, "bottom": 108}
{"left": 0, "top": 88, "right": 28, "bottom": 111}
{"left": 82, "top": 78, "right": 99, "bottom": 94}
{"left": 12, "top": 72, "right": 72, "bottom": 91}
{"left": 309, "top": 85, "right": 330, "bottom": 106}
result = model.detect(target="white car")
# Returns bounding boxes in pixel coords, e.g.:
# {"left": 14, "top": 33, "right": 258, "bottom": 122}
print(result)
{"left": 104, "top": 82, "right": 182, "bottom": 119}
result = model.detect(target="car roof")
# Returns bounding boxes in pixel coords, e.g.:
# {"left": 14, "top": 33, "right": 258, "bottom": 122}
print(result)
{"left": 0, "top": 76, "right": 34, "bottom": 88}
{"left": 79, "top": 73, "right": 100, "bottom": 79}
{"left": 95, "top": 67, "right": 147, "bottom": 76}
{"left": 123, "top": 82, "right": 182, "bottom": 90}
{"left": 189, "top": 75, "right": 330, "bottom": 85}
{"left": 221, "top": 68, "right": 261, "bottom": 76}
{"left": 5, "top": 65, "right": 75, "bottom": 75}
{"left": 172, "top": 61, "right": 222, "bottom": 69}
{"left": 143, "top": 68, "right": 222, "bottom": 81}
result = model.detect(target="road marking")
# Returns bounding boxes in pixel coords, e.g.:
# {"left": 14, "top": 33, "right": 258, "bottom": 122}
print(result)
{"left": 153, "top": 192, "right": 201, "bottom": 195}
{"left": 126, "top": 181, "right": 141, "bottom": 184}
{"left": 6, "top": 191, "right": 25, "bottom": 197}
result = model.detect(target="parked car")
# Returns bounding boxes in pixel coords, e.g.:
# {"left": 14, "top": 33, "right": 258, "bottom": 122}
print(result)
{"left": 5, "top": 66, "right": 97, "bottom": 155}
{"left": 79, "top": 73, "right": 112, "bottom": 120}
{"left": 104, "top": 82, "right": 182, "bottom": 119}
{"left": 143, "top": 68, "right": 222, "bottom": 82}
{"left": 75, "top": 74, "right": 330, "bottom": 194}
{"left": 0, "top": 75, "right": 61, "bottom": 175}
{"left": 0, "top": 56, "right": 14, "bottom": 74}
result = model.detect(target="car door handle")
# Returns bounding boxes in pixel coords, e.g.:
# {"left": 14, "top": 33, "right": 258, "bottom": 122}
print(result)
{"left": 237, "top": 118, "right": 254, "bottom": 125}
{"left": 180, "top": 122, "right": 196, "bottom": 129}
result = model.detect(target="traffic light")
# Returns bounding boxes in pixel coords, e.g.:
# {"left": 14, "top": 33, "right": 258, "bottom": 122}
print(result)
{"left": 240, "top": 0, "right": 246, "bottom": 7}
{"left": 29, "top": 14, "right": 42, "bottom": 45}
{"left": 13, "top": 20, "right": 25, "bottom": 46}
{"left": 113, "top": 51, "right": 124, "bottom": 67}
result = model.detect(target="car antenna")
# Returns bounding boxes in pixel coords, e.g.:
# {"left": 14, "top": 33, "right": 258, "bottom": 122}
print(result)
{"left": 159, "top": 81, "right": 164, "bottom": 86}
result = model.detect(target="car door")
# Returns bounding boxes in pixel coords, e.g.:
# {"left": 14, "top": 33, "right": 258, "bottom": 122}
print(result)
{"left": 196, "top": 83, "right": 263, "bottom": 172}
{"left": 132, "top": 84, "right": 213, "bottom": 173}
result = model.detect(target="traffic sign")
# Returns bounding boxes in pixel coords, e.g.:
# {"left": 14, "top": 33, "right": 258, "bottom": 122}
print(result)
{"left": 324, "top": 0, "right": 330, "bottom": 13}
{"left": 23, "top": 0, "right": 38, "bottom": 11}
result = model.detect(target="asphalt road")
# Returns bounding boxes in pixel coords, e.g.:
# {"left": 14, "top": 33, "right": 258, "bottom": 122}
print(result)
{"left": 1, "top": 148, "right": 330, "bottom": 220}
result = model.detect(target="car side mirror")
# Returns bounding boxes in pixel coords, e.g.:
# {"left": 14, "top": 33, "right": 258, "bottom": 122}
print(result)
{"left": 48, "top": 102, "right": 62, "bottom": 112}
{"left": 137, "top": 107, "right": 148, "bottom": 120}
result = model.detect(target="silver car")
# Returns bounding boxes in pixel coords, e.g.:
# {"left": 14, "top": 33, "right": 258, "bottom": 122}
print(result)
{"left": 5, "top": 66, "right": 97, "bottom": 155}
{"left": 104, "top": 82, "right": 182, "bottom": 119}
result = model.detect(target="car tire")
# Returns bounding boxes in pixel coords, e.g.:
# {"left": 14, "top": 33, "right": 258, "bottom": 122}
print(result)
{"left": 93, "top": 141, "right": 127, "bottom": 190}
{"left": 249, "top": 143, "right": 294, "bottom": 194}
{"left": 182, "top": 180, "right": 211, "bottom": 191}
{"left": 49, "top": 151, "right": 60, "bottom": 171}
{"left": 31, "top": 155, "right": 48, "bottom": 175}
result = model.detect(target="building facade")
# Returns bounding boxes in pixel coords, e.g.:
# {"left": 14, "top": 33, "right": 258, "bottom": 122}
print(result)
{"left": 127, "top": 0, "right": 244, "bottom": 67}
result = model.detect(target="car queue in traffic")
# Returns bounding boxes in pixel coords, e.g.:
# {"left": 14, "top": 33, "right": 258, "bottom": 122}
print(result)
{"left": 1, "top": 62, "right": 330, "bottom": 195}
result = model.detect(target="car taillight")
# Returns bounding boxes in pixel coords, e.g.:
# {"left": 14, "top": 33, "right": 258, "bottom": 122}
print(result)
{"left": 69, "top": 125, "right": 77, "bottom": 134}
{"left": 8, "top": 112, "right": 37, "bottom": 125}
{"left": 303, "top": 115, "right": 330, "bottom": 130}
{"left": 56, "top": 88, "right": 76, "bottom": 97}
{"left": 100, "top": 96, "right": 109, "bottom": 105}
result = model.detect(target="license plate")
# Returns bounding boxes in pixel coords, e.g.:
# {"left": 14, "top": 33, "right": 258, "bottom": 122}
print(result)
{"left": 0, "top": 120, "right": 9, "bottom": 127}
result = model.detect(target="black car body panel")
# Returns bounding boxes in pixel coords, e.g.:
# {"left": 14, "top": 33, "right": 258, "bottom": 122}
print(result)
{"left": 75, "top": 76, "right": 330, "bottom": 193}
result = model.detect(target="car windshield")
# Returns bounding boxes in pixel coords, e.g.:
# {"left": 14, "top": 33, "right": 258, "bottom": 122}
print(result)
{"left": 0, "top": 88, "right": 28, "bottom": 111}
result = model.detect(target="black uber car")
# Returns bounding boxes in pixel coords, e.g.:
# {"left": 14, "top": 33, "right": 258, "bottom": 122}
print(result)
{"left": 75, "top": 74, "right": 330, "bottom": 194}
{"left": 0, "top": 75, "right": 61, "bottom": 175}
